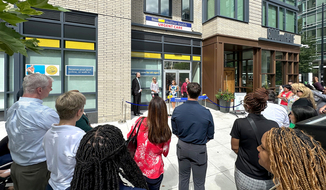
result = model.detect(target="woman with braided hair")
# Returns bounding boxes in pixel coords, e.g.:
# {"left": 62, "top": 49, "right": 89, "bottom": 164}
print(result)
{"left": 127, "top": 97, "right": 171, "bottom": 190}
{"left": 230, "top": 88, "right": 279, "bottom": 190}
{"left": 70, "top": 125, "right": 148, "bottom": 190}
{"left": 258, "top": 127, "right": 326, "bottom": 190}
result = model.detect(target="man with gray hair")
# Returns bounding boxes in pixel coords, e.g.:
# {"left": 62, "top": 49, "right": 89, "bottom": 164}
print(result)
{"left": 5, "top": 73, "right": 59, "bottom": 190}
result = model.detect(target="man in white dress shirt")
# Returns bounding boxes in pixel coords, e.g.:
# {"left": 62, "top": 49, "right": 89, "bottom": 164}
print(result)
{"left": 262, "top": 90, "right": 290, "bottom": 127}
{"left": 5, "top": 73, "right": 60, "bottom": 190}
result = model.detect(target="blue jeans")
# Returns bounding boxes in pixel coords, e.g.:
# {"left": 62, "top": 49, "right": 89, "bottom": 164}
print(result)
{"left": 145, "top": 174, "right": 163, "bottom": 190}
{"left": 46, "top": 183, "right": 70, "bottom": 190}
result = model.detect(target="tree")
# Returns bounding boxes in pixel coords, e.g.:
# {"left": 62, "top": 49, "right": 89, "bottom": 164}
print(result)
{"left": 299, "top": 33, "right": 317, "bottom": 74}
{"left": 0, "top": 0, "right": 67, "bottom": 56}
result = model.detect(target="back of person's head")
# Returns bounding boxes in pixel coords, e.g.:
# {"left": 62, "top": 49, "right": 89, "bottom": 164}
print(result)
{"left": 298, "top": 86, "right": 316, "bottom": 109}
{"left": 264, "top": 127, "right": 326, "bottom": 189}
{"left": 147, "top": 97, "right": 171, "bottom": 144}
{"left": 292, "top": 106, "right": 317, "bottom": 123}
{"left": 267, "top": 90, "right": 276, "bottom": 102}
{"left": 70, "top": 125, "right": 148, "bottom": 190}
{"left": 304, "top": 83, "right": 315, "bottom": 90}
{"left": 291, "top": 83, "right": 300, "bottom": 93}
{"left": 244, "top": 88, "right": 268, "bottom": 114}
{"left": 187, "top": 82, "right": 201, "bottom": 99}
{"left": 282, "top": 84, "right": 292, "bottom": 91}
{"left": 55, "top": 90, "right": 86, "bottom": 120}
{"left": 23, "top": 73, "right": 53, "bottom": 94}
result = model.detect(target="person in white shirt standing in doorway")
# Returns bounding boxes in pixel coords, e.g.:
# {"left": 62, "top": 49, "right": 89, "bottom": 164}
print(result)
{"left": 262, "top": 90, "right": 289, "bottom": 127}
{"left": 5, "top": 73, "right": 60, "bottom": 190}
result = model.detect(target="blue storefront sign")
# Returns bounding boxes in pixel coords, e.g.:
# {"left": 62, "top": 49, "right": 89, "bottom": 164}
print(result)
{"left": 66, "top": 65, "right": 94, "bottom": 76}
{"left": 131, "top": 69, "right": 160, "bottom": 76}
{"left": 145, "top": 16, "right": 192, "bottom": 31}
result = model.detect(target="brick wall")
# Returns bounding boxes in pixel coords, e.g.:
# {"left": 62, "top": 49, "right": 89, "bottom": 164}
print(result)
{"left": 49, "top": 0, "right": 132, "bottom": 122}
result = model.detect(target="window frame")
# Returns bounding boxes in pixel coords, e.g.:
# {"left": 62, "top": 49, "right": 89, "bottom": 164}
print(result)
{"left": 181, "top": 0, "right": 193, "bottom": 22}
{"left": 262, "top": 0, "right": 298, "bottom": 34}
{"left": 144, "top": 0, "right": 172, "bottom": 18}
{"left": 203, "top": 0, "right": 249, "bottom": 23}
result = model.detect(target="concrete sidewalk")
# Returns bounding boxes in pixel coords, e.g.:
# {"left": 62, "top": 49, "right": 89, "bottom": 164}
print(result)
{"left": 0, "top": 107, "right": 241, "bottom": 190}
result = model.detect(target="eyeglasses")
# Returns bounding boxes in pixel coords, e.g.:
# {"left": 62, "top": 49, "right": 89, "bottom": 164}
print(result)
{"left": 297, "top": 90, "right": 303, "bottom": 93}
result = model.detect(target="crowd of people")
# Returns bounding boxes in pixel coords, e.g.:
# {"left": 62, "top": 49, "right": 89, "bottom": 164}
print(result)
{"left": 2, "top": 72, "right": 326, "bottom": 190}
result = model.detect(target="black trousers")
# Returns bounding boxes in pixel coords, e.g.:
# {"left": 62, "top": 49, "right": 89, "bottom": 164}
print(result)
{"left": 133, "top": 93, "right": 141, "bottom": 114}
{"left": 145, "top": 174, "right": 163, "bottom": 190}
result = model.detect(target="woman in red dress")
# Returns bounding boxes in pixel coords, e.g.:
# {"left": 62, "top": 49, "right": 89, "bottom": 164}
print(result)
{"left": 128, "top": 97, "right": 172, "bottom": 190}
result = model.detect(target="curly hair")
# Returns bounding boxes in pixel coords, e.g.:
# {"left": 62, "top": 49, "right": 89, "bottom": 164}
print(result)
{"left": 265, "top": 128, "right": 326, "bottom": 190}
{"left": 70, "top": 125, "right": 149, "bottom": 190}
{"left": 244, "top": 88, "right": 269, "bottom": 114}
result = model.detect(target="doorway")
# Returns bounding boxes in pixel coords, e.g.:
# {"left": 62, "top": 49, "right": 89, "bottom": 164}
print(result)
{"left": 163, "top": 61, "right": 191, "bottom": 100}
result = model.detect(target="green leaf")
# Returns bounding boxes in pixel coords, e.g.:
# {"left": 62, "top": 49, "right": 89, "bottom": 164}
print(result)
{"left": 0, "top": 12, "right": 27, "bottom": 26}
{"left": 16, "top": 1, "right": 43, "bottom": 15}
{"left": 0, "top": 23, "right": 27, "bottom": 56}
{"left": 0, "top": 1, "right": 8, "bottom": 12}
{"left": 5, "top": 0, "right": 19, "bottom": 4}
{"left": 23, "top": 38, "right": 43, "bottom": 53}
{"left": 27, "top": 0, "right": 69, "bottom": 12}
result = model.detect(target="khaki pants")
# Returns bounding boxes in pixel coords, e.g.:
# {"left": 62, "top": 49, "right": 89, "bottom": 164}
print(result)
{"left": 11, "top": 161, "right": 50, "bottom": 190}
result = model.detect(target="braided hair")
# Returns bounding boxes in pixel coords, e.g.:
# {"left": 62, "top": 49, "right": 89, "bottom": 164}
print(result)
{"left": 244, "top": 88, "right": 269, "bottom": 114}
{"left": 265, "top": 128, "right": 326, "bottom": 190}
{"left": 70, "top": 125, "right": 149, "bottom": 190}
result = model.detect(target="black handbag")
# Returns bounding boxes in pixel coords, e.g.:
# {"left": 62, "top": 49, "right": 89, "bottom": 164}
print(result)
{"left": 126, "top": 117, "right": 144, "bottom": 158}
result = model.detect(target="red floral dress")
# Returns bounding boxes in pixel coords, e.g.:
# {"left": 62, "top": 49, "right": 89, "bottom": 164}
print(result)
{"left": 127, "top": 117, "right": 171, "bottom": 179}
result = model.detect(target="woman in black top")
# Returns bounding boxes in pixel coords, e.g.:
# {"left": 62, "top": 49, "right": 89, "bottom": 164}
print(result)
{"left": 230, "top": 88, "right": 278, "bottom": 190}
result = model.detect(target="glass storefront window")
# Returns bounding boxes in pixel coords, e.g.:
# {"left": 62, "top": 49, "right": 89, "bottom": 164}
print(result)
{"left": 307, "top": 0, "right": 316, "bottom": 10}
{"left": 65, "top": 51, "right": 96, "bottom": 93}
{"left": 276, "top": 61, "right": 283, "bottom": 85}
{"left": 8, "top": 56, "right": 14, "bottom": 92}
{"left": 164, "top": 62, "right": 190, "bottom": 70}
{"left": 220, "top": 0, "right": 234, "bottom": 18}
{"left": 26, "top": 50, "right": 62, "bottom": 94}
{"left": 268, "top": 4, "right": 277, "bottom": 28}
{"left": 42, "top": 95, "right": 57, "bottom": 110}
{"left": 84, "top": 94, "right": 96, "bottom": 109}
{"left": 275, "top": 51, "right": 283, "bottom": 60}
{"left": 307, "top": 14, "right": 315, "bottom": 25}
{"left": 207, "top": 0, "right": 215, "bottom": 20}
{"left": 131, "top": 59, "right": 162, "bottom": 103}
{"left": 261, "top": 74, "right": 272, "bottom": 88}
{"left": 243, "top": 50, "right": 253, "bottom": 60}
{"left": 261, "top": 50, "right": 272, "bottom": 73}
{"left": 192, "top": 62, "right": 201, "bottom": 83}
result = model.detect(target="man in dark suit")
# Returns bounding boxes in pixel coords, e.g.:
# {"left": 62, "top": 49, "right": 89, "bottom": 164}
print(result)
{"left": 132, "top": 72, "right": 142, "bottom": 116}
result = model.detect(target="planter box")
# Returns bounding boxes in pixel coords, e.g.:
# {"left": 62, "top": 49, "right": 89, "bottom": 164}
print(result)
{"left": 219, "top": 99, "right": 231, "bottom": 113}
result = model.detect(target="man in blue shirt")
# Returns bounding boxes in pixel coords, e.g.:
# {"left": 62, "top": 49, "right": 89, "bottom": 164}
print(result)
{"left": 171, "top": 83, "right": 214, "bottom": 190}
{"left": 5, "top": 73, "right": 60, "bottom": 190}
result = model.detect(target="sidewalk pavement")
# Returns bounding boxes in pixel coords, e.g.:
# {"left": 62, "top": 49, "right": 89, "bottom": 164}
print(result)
{"left": 0, "top": 107, "right": 242, "bottom": 190}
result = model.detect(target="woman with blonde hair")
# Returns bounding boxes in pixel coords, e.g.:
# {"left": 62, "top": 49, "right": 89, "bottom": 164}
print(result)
{"left": 292, "top": 86, "right": 316, "bottom": 109}
{"left": 286, "top": 83, "right": 302, "bottom": 114}
{"left": 258, "top": 127, "right": 326, "bottom": 190}
{"left": 150, "top": 77, "right": 159, "bottom": 98}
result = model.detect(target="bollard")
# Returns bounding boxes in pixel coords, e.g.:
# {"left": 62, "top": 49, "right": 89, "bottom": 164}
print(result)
{"left": 118, "top": 98, "right": 125, "bottom": 123}
{"left": 124, "top": 103, "right": 127, "bottom": 122}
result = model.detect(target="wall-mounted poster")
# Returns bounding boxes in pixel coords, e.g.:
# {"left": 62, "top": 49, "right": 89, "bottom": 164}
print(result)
{"left": 26, "top": 65, "right": 60, "bottom": 76}
{"left": 66, "top": 65, "right": 94, "bottom": 76}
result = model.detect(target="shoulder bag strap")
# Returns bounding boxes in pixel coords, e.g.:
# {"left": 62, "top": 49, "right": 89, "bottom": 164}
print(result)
{"left": 127, "top": 117, "right": 144, "bottom": 141}
{"left": 247, "top": 117, "right": 261, "bottom": 145}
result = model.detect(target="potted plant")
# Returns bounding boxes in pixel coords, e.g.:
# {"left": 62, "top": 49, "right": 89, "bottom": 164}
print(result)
{"left": 215, "top": 90, "right": 235, "bottom": 113}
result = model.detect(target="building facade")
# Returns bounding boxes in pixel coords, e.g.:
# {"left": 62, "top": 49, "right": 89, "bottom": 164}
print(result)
{"left": 299, "top": 0, "right": 326, "bottom": 81}
{"left": 202, "top": 0, "right": 301, "bottom": 100}
{"left": 0, "top": 0, "right": 301, "bottom": 122}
